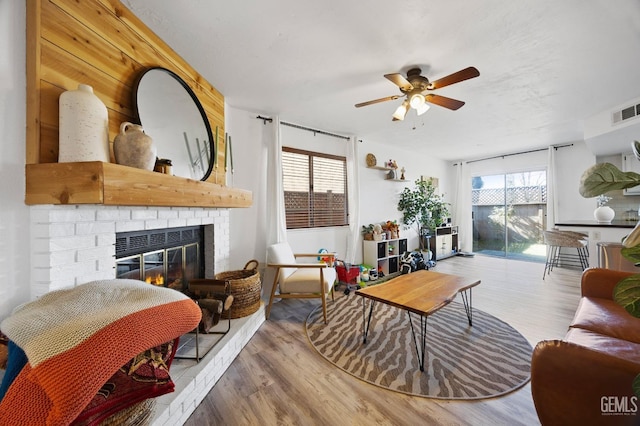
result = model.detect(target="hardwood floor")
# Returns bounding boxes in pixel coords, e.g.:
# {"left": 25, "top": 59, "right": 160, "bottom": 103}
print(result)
{"left": 184, "top": 255, "right": 583, "bottom": 426}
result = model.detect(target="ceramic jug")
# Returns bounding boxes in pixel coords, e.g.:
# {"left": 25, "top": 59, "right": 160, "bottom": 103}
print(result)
{"left": 113, "top": 122, "right": 157, "bottom": 171}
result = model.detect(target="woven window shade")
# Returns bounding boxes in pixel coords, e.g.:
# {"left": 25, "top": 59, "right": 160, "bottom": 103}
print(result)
{"left": 283, "top": 148, "right": 348, "bottom": 229}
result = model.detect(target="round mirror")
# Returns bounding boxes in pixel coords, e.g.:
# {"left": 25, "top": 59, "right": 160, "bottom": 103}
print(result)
{"left": 133, "top": 67, "right": 214, "bottom": 181}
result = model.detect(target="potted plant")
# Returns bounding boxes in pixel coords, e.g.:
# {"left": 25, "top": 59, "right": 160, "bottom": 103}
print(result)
{"left": 579, "top": 157, "right": 640, "bottom": 398}
{"left": 397, "top": 178, "right": 450, "bottom": 251}
{"left": 361, "top": 224, "right": 375, "bottom": 241}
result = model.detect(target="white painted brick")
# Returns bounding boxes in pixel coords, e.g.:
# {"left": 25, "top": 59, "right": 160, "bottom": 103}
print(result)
{"left": 50, "top": 261, "right": 96, "bottom": 281}
{"left": 186, "top": 218, "right": 203, "bottom": 226}
{"left": 76, "top": 245, "right": 114, "bottom": 262}
{"left": 96, "top": 233, "right": 116, "bottom": 247}
{"left": 33, "top": 223, "right": 75, "bottom": 238}
{"left": 115, "top": 221, "right": 146, "bottom": 232}
{"left": 50, "top": 235, "right": 96, "bottom": 252}
{"left": 33, "top": 250, "right": 75, "bottom": 267}
{"left": 75, "top": 221, "right": 115, "bottom": 235}
{"left": 167, "top": 218, "right": 188, "bottom": 228}
{"left": 178, "top": 210, "right": 195, "bottom": 219}
{"left": 144, "top": 219, "right": 169, "bottom": 230}
{"left": 158, "top": 209, "right": 179, "bottom": 219}
{"left": 96, "top": 208, "right": 129, "bottom": 221}
{"left": 48, "top": 207, "right": 97, "bottom": 222}
{"left": 193, "top": 209, "right": 208, "bottom": 218}
{"left": 131, "top": 208, "right": 158, "bottom": 220}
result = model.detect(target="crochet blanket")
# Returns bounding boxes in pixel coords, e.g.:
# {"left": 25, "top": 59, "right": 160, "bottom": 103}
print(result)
{"left": 0, "top": 279, "right": 201, "bottom": 425}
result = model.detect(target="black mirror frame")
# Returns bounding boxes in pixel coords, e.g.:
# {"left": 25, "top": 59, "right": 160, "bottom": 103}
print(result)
{"left": 132, "top": 67, "right": 215, "bottom": 181}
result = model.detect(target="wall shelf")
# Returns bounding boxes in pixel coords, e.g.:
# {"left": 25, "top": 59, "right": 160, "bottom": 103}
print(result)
{"left": 25, "top": 162, "right": 252, "bottom": 208}
{"left": 367, "top": 166, "right": 407, "bottom": 182}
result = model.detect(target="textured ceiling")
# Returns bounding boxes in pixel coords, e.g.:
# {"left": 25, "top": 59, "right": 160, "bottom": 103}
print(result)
{"left": 123, "top": 0, "right": 640, "bottom": 161}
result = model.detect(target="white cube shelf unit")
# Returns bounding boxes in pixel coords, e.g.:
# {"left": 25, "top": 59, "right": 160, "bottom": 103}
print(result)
{"left": 363, "top": 237, "right": 408, "bottom": 275}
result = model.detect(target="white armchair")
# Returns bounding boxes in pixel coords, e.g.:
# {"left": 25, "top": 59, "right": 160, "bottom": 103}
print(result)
{"left": 266, "top": 242, "right": 337, "bottom": 324}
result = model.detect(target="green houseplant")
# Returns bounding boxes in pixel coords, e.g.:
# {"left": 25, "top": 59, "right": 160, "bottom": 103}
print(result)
{"left": 579, "top": 155, "right": 640, "bottom": 397}
{"left": 397, "top": 178, "right": 450, "bottom": 251}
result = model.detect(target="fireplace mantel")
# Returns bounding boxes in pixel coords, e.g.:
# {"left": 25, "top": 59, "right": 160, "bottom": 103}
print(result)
{"left": 25, "top": 162, "right": 252, "bottom": 208}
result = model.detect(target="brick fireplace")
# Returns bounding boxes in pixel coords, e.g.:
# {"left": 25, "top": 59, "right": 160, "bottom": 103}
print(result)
{"left": 29, "top": 204, "right": 264, "bottom": 425}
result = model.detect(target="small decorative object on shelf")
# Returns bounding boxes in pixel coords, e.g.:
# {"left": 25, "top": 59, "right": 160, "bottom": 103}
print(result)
{"left": 594, "top": 194, "right": 615, "bottom": 223}
{"left": 58, "top": 84, "right": 110, "bottom": 163}
{"left": 154, "top": 158, "right": 173, "bottom": 174}
{"left": 366, "top": 153, "right": 377, "bottom": 167}
{"left": 373, "top": 223, "right": 384, "bottom": 241}
{"left": 400, "top": 167, "right": 406, "bottom": 180}
{"left": 114, "top": 122, "right": 157, "bottom": 171}
{"left": 386, "top": 159, "right": 398, "bottom": 169}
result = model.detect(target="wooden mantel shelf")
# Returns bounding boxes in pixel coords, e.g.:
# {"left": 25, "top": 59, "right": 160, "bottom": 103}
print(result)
{"left": 25, "top": 162, "right": 252, "bottom": 208}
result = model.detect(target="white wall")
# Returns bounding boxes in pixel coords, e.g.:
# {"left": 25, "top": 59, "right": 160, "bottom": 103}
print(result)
{"left": 461, "top": 142, "right": 595, "bottom": 226}
{"left": 226, "top": 105, "right": 452, "bottom": 270}
{"left": 554, "top": 141, "right": 596, "bottom": 222}
{"left": 225, "top": 106, "right": 268, "bottom": 270}
{"left": 357, "top": 139, "right": 452, "bottom": 256}
{"left": 0, "top": 1, "right": 29, "bottom": 320}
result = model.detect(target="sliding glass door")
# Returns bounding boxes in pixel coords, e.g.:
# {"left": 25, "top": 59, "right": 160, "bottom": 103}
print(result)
{"left": 471, "top": 170, "right": 547, "bottom": 262}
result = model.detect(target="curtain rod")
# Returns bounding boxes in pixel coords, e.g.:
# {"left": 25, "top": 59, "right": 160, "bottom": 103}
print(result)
{"left": 454, "top": 143, "right": 574, "bottom": 165}
{"left": 255, "top": 115, "right": 350, "bottom": 141}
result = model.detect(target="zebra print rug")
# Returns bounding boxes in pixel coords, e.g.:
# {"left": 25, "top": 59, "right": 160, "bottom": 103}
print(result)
{"left": 305, "top": 295, "right": 532, "bottom": 400}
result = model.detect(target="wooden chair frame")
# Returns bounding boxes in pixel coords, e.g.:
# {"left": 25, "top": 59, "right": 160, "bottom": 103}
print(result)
{"left": 267, "top": 253, "right": 336, "bottom": 324}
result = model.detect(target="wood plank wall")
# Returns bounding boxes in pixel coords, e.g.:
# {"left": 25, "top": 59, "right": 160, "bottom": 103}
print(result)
{"left": 26, "top": 0, "right": 227, "bottom": 184}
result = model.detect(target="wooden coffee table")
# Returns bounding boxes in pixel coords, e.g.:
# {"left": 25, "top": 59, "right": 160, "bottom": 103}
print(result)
{"left": 355, "top": 269, "right": 481, "bottom": 372}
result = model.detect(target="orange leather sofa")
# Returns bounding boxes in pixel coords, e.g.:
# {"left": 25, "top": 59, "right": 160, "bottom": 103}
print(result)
{"left": 531, "top": 268, "right": 640, "bottom": 425}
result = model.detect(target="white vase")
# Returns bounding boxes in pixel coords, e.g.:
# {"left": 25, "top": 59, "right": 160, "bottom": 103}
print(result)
{"left": 594, "top": 206, "right": 615, "bottom": 223}
{"left": 58, "top": 84, "right": 110, "bottom": 163}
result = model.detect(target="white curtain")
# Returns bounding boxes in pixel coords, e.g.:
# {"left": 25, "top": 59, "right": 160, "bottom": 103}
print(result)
{"left": 345, "top": 136, "right": 360, "bottom": 263}
{"left": 266, "top": 116, "right": 287, "bottom": 245}
{"left": 546, "top": 146, "right": 558, "bottom": 230}
{"left": 263, "top": 116, "right": 287, "bottom": 300}
{"left": 454, "top": 161, "right": 472, "bottom": 253}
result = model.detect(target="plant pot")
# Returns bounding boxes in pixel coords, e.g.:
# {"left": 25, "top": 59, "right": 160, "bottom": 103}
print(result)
{"left": 594, "top": 206, "right": 615, "bottom": 224}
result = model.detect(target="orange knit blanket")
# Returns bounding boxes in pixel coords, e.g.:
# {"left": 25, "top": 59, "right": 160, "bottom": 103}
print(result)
{"left": 0, "top": 279, "right": 201, "bottom": 425}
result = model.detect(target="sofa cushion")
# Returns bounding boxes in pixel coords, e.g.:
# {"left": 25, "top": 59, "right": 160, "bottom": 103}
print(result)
{"left": 570, "top": 297, "right": 640, "bottom": 343}
{"left": 565, "top": 328, "right": 640, "bottom": 364}
{"left": 280, "top": 267, "right": 336, "bottom": 294}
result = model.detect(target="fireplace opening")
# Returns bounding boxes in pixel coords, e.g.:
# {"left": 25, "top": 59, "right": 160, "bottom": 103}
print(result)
{"left": 115, "top": 226, "right": 204, "bottom": 292}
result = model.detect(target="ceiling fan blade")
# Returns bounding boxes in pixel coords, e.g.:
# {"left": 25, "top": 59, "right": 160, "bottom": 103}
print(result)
{"left": 428, "top": 67, "right": 480, "bottom": 90}
{"left": 425, "top": 94, "right": 466, "bottom": 110}
{"left": 384, "top": 73, "right": 414, "bottom": 91}
{"left": 355, "top": 95, "right": 401, "bottom": 108}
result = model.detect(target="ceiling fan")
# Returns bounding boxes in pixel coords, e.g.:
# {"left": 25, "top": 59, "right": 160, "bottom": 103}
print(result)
{"left": 355, "top": 66, "right": 480, "bottom": 121}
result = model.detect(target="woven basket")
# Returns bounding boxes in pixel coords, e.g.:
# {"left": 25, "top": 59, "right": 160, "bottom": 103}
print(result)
{"left": 215, "top": 259, "right": 261, "bottom": 318}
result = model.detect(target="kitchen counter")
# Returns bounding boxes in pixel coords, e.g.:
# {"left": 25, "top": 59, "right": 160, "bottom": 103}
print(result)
{"left": 555, "top": 220, "right": 636, "bottom": 229}
{"left": 554, "top": 221, "right": 636, "bottom": 267}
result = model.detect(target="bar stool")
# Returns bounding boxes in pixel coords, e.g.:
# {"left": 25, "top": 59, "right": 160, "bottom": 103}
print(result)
{"left": 542, "top": 230, "right": 589, "bottom": 279}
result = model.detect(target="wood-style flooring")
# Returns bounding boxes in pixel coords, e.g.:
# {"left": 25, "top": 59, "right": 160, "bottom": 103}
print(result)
{"left": 184, "top": 255, "right": 583, "bottom": 426}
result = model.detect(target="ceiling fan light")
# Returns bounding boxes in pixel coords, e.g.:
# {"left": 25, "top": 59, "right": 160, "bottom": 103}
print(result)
{"left": 416, "top": 103, "right": 430, "bottom": 116}
{"left": 409, "top": 93, "right": 425, "bottom": 109}
{"left": 392, "top": 101, "right": 409, "bottom": 121}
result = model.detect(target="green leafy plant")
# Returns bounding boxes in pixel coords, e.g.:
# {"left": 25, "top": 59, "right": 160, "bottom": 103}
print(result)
{"left": 361, "top": 224, "right": 374, "bottom": 235}
{"left": 579, "top": 158, "right": 640, "bottom": 397}
{"left": 397, "top": 178, "right": 449, "bottom": 250}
